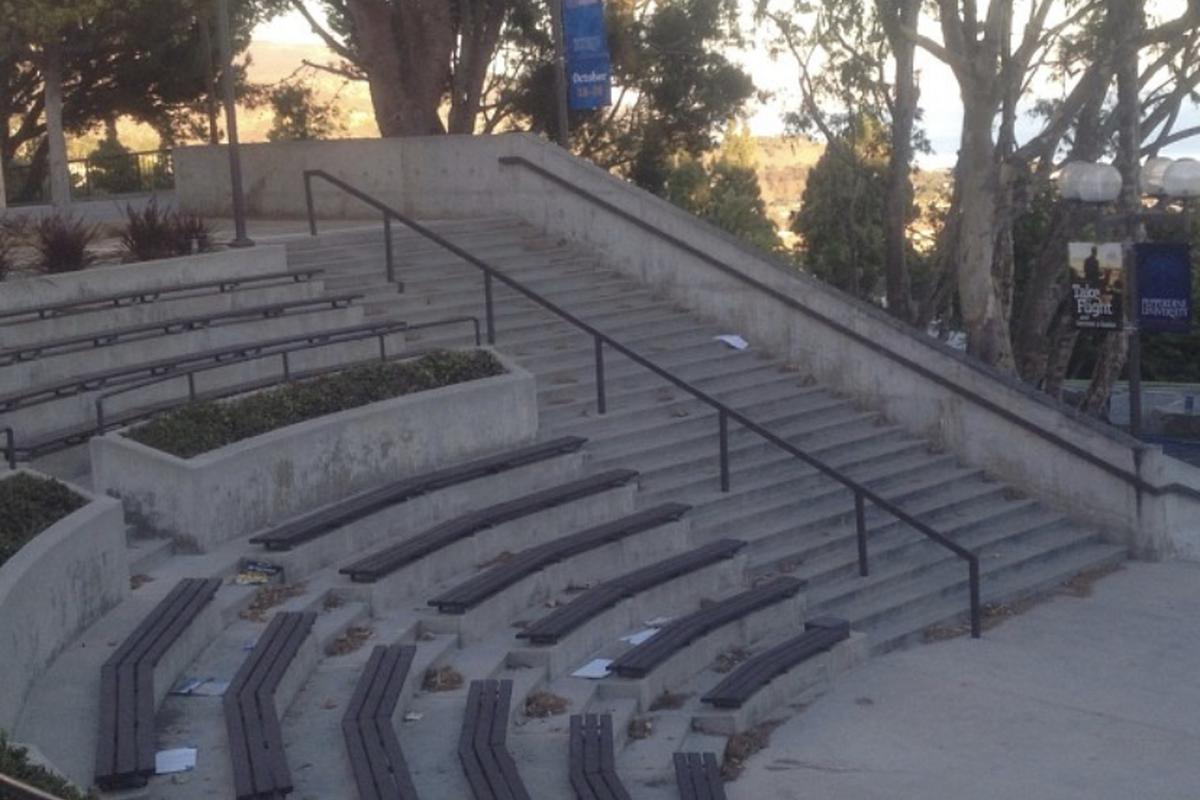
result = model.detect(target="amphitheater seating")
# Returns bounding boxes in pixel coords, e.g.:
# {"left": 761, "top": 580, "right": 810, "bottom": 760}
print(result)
{"left": 94, "top": 578, "right": 221, "bottom": 791}
{"left": 568, "top": 714, "right": 631, "bottom": 800}
{"left": 224, "top": 612, "right": 316, "bottom": 800}
{"left": 516, "top": 539, "right": 746, "bottom": 646}
{"left": 427, "top": 504, "right": 691, "bottom": 615}
{"left": 701, "top": 617, "right": 850, "bottom": 710}
{"left": 672, "top": 752, "right": 727, "bottom": 800}
{"left": 458, "top": 680, "right": 530, "bottom": 800}
{"left": 607, "top": 577, "right": 804, "bottom": 680}
{"left": 251, "top": 436, "right": 589, "bottom": 551}
{"left": 340, "top": 468, "right": 639, "bottom": 581}
{"left": 343, "top": 644, "right": 419, "bottom": 800}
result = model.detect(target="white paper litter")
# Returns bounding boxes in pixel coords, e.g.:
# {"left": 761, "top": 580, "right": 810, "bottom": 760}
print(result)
{"left": 643, "top": 616, "right": 674, "bottom": 627}
{"left": 714, "top": 334, "right": 749, "bottom": 351}
{"left": 571, "top": 658, "right": 613, "bottom": 679}
{"left": 403, "top": 712, "right": 424, "bottom": 722}
{"left": 170, "top": 678, "right": 228, "bottom": 697}
{"left": 619, "top": 628, "right": 659, "bottom": 646}
{"left": 170, "top": 677, "right": 206, "bottom": 696}
{"left": 155, "top": 748, "right": 197, "bottom": 774}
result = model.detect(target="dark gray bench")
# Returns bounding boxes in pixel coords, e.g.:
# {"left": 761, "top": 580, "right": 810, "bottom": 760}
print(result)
{"left": 607, "top": 577, "right": 804, "bottom": 680}
{"left": 701, "top": 617, "right": 850, "bottom": 709}
{"left": 0, "top": 268, "right": 323, "bottom": 325}
{"left": 0, "top": 293, "right": 362, "bottom": 366}
{"left": 341, "top": 468, "right": 638, "bottom": 582}
{"left": 569, "top": 714, "right": 631, "bottom": 800}
{"left": 224, "top": 612, "right": 316, "bottom": 800}
{"left": 251, "top": 436, "right": 589, "bottom": 552}
{"left": 517, "top": 539, "right": 746, "bottom": 646}
{"left": 94, "top": 578, "right": 220, "bottom": 791}
{"left": 673, "top": 752, "right": 727, "bottom": 800}
{"left": 458, "top": 680, "right": 530, "bottom": 800}
{"left": 428, "top": 504, "right": 692, "bottom": 615}
{"left": 343, "top": 644, "right": 419, "bottom": 800}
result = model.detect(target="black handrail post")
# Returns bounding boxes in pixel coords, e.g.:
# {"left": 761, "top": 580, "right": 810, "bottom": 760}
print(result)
{"left": 855, "top": 493, "right": 869, "bottom": 577}
{"left": 378, "top": 333, "right": 387, "bottom": 362}
{"left": 95, "top": 399, "right": 106, "bottom": 434}
{"left": 383, "top": 214, "right": 396, "bottom": 284}
{"left": 594, "top": 336, "right": 607, "bottom": 414}
{"left": 719, "top": 410, "right": 730, "bottom": 492}
{"left": 280, "top": 352, "right": 291, "bottom": 382}
{"left": 3, "top": 427, "right": 15, "bottom": 470}
{"left": 472, "top": 318, "right": 482, "bottom": 346}
{"left": 187, "top": 372, "right": 197, "bottom": 401}
{"left": 969, "top": 558, "right": 982, "bottom": 638}
{"left": 484, "top": 273, "right": 496, "bottom": 344}
{"left": 304, "top": 172, "right": 317, "bottom": 236}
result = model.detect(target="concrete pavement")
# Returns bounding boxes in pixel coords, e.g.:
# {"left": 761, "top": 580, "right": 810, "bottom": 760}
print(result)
{"left": 731, "top": 560, "right": 1200, "bottom": 800}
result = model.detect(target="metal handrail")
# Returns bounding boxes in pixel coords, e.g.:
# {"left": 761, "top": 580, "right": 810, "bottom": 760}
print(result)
{"left": 0, "top": 772, "right": 68, "bottom": 800}
{"left": 0, "top": 268, "right": 323, "bottom": 325}
{"left": 2, "top": 426, "right": 14, "bottom": 470}
{"left": 304, "top": 172, "right": 401, "bottom": 287}
{"left": 303, "top": 170, "right": 983, "bottom": 638}
{"left": 499, "top": 155, "right": 1200, "bottom": 508}
{"left": 92, "top": 316, "right": 479, "bottom": 432}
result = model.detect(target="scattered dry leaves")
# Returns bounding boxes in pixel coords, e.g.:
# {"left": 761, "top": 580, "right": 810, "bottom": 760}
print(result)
{"left": 712, "top": 647, "right": 752, "bottom": 674}
{"left": 627, "top": 717, "right": 654, "bottom": 740}
{"left": 1059, "top": 563, "right": 1121, "bottom": 598}
{"left": 422, "top": 666, "right": 464, "bottom": 692}
{"left": 721, "top": 720, "right": 782, "bottom": 780}
{"left": 240, "top": 582, "right": 307, "bottom": 622}
{"left": 130, "top": 574, "right": 154, "bottom": 590}
{"left": 524, "top": 691, "right": 569, "bottom": 718}
{"left": 327, "top": 626, "right": 373, "bottom": 656}
{"left": 648, "top": 690, "right": 691, "bottom": 711}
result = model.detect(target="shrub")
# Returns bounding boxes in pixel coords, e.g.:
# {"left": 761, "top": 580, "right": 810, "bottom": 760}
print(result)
{"left": 121, "top": 201, "right": 216, "bottom": 262}
{"left": 0, "top": 473, "right": 87, "bottom": 567}
{"left": 32, "top": 213, "right": 99, "bottom": 273}
{"left": 0, "top": 218, "right": 24, "bottom": 281}
{"left": 0, "top": 732, "right": 91, "bottom": 800}
{"left": 126, "top": 350, "right": 506, "bottom": 458}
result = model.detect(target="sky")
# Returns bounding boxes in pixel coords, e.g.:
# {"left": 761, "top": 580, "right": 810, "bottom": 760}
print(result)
{"left": 255, "top": 2, "right": 1200, "bottom": 169}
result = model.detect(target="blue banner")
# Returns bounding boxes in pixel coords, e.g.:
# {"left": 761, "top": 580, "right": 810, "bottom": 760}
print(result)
{"left": 562, "top": 0, "right": 612, "bottom": 110}
{"left": 1135, "top": 243, "right": 1193, "bottom": 333}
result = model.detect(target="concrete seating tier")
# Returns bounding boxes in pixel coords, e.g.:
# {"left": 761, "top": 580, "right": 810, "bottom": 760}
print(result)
{"left": 341, "top": 468, "right": 640, "bottom": 582}
{"left": 343, "top": 644, "right": 420, "bottom": 800}
{"left": 94, "top": 578, "right": 220, "bottom": 790}
{"left": 700, "top": 617, "right": 850, "bottom": 709}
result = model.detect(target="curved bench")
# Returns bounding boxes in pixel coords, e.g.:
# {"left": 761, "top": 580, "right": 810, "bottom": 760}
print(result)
{"left": 673, "top": 752, "right": 727, "bottom": 800}
{"left": 607, "top": 577, "right": 804, "bottom": 680}
{"left": 252, "top": 436, "right": 589, "bottom": 552}
{"left": 341, "top": 468, "right": 639, "bottom": 582}
{"left": 343, "top": 644, "right": 419, "bottom": 800}
{"left": 568, "top": 714, "right": 631, "bottom": 800}
{"left": 701, "top": 617, "right": 850, "bottom": 709}
{"left": 224, "top": 612, "right": 316, "bottom": 800}
{"left": 459, "top": 680, "right": 530, "bottom": 800}
{"left": 428, "top": 504, "right": 691, "bottom": 615}
{"left": 516, "top": 539, "right": 746, "bottom": 646}
{"left": 94, "top": 578, "right": 221, "bottom": 791}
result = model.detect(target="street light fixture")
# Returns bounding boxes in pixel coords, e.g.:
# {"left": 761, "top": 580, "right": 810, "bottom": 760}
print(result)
{"left": 1058, "top": 156, "right": 1199, "bottom": 437}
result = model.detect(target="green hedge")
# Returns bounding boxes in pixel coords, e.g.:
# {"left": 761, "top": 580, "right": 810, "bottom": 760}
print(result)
{"left": 0, "top": 474, "right": 87, "bottom": 568}
{"left": 126, "top": 350, "right": 506, "bottom": 459}
{"left": 0, "top": 732, "right": 91, "bottom": 799}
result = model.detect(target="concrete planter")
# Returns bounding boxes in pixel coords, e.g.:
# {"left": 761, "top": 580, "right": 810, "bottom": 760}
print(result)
{"left": 90, "top": 350, "right": 537, "bottom": 551}
{"left": 0, "top": 471, "right": 128, "bottom": 732}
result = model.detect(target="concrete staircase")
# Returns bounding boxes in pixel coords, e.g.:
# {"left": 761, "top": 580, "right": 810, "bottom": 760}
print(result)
{"left": 286, "top": 219, "right": 1127, "bottom": 654}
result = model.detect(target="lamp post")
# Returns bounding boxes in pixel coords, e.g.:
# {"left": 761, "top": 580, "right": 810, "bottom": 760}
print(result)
{"left": 215, "top": 0, "right": 253, "bottom": 248}
{"left": 1058, "top": 158, "right": 1200, "bottom": 437}
{"left": 549, "top": 0, "right": 571, "bottom": 148}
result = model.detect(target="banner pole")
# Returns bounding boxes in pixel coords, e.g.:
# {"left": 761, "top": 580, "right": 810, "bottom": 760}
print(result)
{"left": 550, "top": 0, "right": 571, "bottom": 148}
{"left": 1126, "top": 242, "right": 1143, "bottom": 438}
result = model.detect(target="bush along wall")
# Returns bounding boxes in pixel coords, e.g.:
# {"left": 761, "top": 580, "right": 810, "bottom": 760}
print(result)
{"left": 0, "top": 474, "right": 87, "bottom": 568}
{"left": 125, "top": 349, "right": 506, "bottom": 458}
{"left": 0, "top": 732, "right": 92, "bottom": 799}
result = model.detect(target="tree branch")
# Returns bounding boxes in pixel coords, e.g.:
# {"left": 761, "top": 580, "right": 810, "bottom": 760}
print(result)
{"left": 288, "top": 0, "right": 358, "bottom": 64}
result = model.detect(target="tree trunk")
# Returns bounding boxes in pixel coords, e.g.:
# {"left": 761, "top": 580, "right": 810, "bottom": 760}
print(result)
{"left": 198, "top": 13, "right": 221, "bottom": 145}
{"left": 345, "top": 0, "right": 451, "bottom": 136}
{"left": 43, "top": 40, "right": 71, "bottom": 208}
{"left": 448, "top": 1, "right": 506, "bottom": 135}
{"left": 955, "top": 96, "right": 1015, "bottom": 370}
{"left": 878, "top": 0, "right": 919, "bottom": 323}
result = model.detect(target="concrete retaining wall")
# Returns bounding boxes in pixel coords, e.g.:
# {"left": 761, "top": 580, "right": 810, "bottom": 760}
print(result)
{"left": 0, "top": 245, "right": 289, "bottom": 314}
{"left": 0, "top": 472, "right": 128, "bottom": 733}
{"left": 90, "top": 350, "right": 538, "bottom": 550}
{"left": 174, "top": 135, "right": 1200, "bottom": 560}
